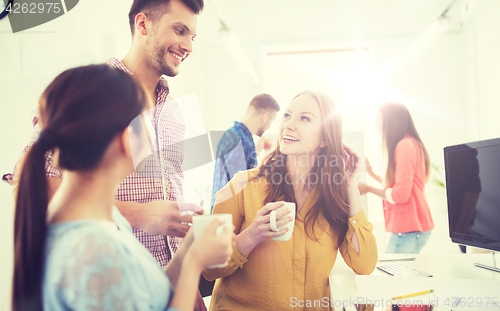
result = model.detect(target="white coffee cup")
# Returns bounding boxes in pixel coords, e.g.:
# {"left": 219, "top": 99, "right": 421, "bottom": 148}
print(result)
{"left": 270, "top": 202, "right": 296, "bottom": 241}
{"left": 192, "top": 213, "right": 233, "bottom": 268}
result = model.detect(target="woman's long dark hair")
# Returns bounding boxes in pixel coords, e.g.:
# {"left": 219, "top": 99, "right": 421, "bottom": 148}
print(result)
{"left": 12, "top": 65, "right": 146, "bottom": 311}
{"left": 379, "top": 102, "right": 430, "bottom": 186}
{"left": 252, "top": 91, "right": 349, "bottom": 247}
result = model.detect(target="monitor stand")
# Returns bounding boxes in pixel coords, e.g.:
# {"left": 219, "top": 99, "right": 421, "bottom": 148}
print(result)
{"left": 474, "top": 251, "right": 500, "bottom": 273}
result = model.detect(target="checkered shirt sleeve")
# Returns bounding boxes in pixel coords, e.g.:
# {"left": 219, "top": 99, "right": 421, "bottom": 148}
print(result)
{"left": 7, "top": 111, "right": 62, "bottom": 187}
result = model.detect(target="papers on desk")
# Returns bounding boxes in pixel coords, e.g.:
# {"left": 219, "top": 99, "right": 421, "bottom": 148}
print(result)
{"left": 355, "top": 276, "right": 500, "bottom": 308}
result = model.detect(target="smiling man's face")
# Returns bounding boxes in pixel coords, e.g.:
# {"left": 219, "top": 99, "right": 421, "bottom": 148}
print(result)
{"left": 144, "top": 0, "right": 198, "bottom": 77}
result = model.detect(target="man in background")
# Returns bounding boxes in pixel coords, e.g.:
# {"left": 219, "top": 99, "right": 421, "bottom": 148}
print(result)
{"left": 211, "top": 94, "right": 279, "bottom": 210}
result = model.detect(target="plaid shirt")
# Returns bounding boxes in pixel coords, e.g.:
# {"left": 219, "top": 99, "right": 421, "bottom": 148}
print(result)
{"left": 7, "top": 58, "right": 185, "bottom": 267}
{"left": 211, "top": 121, "right": 257, "bottom": 210}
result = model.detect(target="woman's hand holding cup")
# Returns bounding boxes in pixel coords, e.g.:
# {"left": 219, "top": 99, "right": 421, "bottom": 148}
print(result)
{"left": 247, "top": 201, "right": 294, "bottom": 245}
{"left": 187, "top": 218, "right": 234, "bottom": 270}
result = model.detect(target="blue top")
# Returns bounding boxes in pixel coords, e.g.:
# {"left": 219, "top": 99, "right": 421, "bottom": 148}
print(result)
{"left": 211, "top": 121, "right": 258, "bottom": 210}
{"left": 43, "top": 207, "right": 181, "bottom": 311}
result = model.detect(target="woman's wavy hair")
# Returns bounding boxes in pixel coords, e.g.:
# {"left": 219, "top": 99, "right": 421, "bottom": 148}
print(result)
{"left": 252, "top": 91, "right": 349, "bottom": 247}
{"left": 379, "top": 102, "right": 430, "bottom": 186}
{"left": 12, "top": 65, "right": 146, "bottom": 311}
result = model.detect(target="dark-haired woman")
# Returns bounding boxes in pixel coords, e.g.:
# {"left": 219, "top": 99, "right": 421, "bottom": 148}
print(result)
{"left": 12, "top": 65, "right": 233, "bottom": 311}
{"left": 358, "top": 102, "right": 434, "bottom": 254}
{"left": 203, "top": 91, "right": 377, "bottom": 310}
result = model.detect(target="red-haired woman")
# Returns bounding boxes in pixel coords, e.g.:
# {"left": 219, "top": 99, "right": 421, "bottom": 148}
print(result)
{"left": 359, "top": 102, "right": 434, "bottom": 254}
{"left": 204, "top": 91, "right": 378, "bottom": 310}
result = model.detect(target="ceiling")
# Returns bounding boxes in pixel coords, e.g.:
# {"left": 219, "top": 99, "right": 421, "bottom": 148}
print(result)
{"left": 198, "top": 0, "right": 464, "bottom": 46}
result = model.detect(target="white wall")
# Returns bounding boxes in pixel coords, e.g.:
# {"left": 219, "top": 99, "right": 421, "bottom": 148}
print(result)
{"left": 462, "top": 0, "right": 500, "bottom": 141}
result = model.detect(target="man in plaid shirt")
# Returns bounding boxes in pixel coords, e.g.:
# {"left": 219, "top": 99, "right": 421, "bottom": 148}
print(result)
{"left": 6, "top": 0, "right": 208, "bottom": 309}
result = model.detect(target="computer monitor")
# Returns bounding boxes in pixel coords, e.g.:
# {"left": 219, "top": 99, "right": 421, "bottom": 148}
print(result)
{"left": 444, "top": 138, "right": 500, "bottom": 272}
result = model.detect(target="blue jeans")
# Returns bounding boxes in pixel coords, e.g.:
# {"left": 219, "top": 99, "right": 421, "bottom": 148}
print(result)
{"left": 386, "top": 231, "right": 431, "bottom": 254}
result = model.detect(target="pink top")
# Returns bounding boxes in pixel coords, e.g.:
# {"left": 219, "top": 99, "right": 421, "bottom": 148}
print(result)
{"left": 383, "top": 135, "right": 434, "bottom": 233}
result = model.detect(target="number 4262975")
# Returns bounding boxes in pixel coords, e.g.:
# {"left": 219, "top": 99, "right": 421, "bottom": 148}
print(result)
{"left": 5, "top": 3, "right": 62, "bottom": 14}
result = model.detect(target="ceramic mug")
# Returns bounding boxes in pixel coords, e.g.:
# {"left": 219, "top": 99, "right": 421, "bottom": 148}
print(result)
{"left": 270, "top": 202, "right": 296, "bottom": 241}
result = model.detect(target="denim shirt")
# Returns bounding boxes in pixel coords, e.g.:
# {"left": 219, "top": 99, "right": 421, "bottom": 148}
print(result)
{"left": 211, "top": 121, "right": 257, "bottom": 210}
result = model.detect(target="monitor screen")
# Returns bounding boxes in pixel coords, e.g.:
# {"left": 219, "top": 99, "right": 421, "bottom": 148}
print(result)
{"left": 444, "top": 138, "right": 500, "bottom": 252}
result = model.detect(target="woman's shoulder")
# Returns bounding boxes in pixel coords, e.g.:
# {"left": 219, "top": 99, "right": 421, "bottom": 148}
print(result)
{"left": 44, "top": 220, "right": 154, "bottom": 292}
{"left": 232, "top": 168, "right": 263, "bottom": 187}
{"left": 395, "top": 135, "right": 418, "bottom": 154}
{"left": 214, "top": 168, "right": 266, "bottom": 205}
{"left": 247, "top": 167, "right": 262, "bottom": 179}
{"left": 46, "top": 207, "right": 131, "bottom": 252}
{"left": 44, "top": 222, "right": 124, "bottom": 296}
{"left": 44, "top": 221, "right": 169, "bottom": 311}
{"left": 45, "top": 221, "right": 127, "bottom": 266}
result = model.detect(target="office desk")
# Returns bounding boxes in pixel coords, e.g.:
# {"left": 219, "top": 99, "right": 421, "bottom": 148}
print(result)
{"left": 329, "top": 253, "right": 500, "bottom": 311}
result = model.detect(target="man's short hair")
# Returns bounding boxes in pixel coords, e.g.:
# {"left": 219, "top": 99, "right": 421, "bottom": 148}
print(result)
{"left": 128, "top": 0, "right": 204, "bottom": 35}
{"left": 249, "top": 94, "right": 280, "bottom": 112}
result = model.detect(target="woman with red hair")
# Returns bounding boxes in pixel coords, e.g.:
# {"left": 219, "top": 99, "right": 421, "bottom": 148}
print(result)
{"left": 204, "top": 91, "right": 378, "bottom": 310}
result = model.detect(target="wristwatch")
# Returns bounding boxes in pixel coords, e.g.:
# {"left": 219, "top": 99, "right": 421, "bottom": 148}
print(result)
{"left": 0, "top": 0, "right": 14, "bottom": 20}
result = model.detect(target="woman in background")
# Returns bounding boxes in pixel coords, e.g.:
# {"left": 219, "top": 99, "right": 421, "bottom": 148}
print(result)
{"left": 12, "top": 65, "right": 233, "bottom": 311}
{"left": 359, "top": 102, "right": 434, "bottom": 254}
{"left": 204, "top": 90, "right": 377, "bottom": 310}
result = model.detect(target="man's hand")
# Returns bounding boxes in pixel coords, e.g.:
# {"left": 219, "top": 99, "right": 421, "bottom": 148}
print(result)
{"left": 141, "top": 201, "right": 204, "bottom": 237}
{"left": 116, "top": 200, "right": 203, "bottom": 237}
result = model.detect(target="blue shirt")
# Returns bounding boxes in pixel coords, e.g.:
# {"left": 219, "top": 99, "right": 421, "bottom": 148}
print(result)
{"left": 211, "top": 122, "right": 257, "bottom": 210}
{"left": 43, "top": 207, "right": 180, "bottom": 311}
